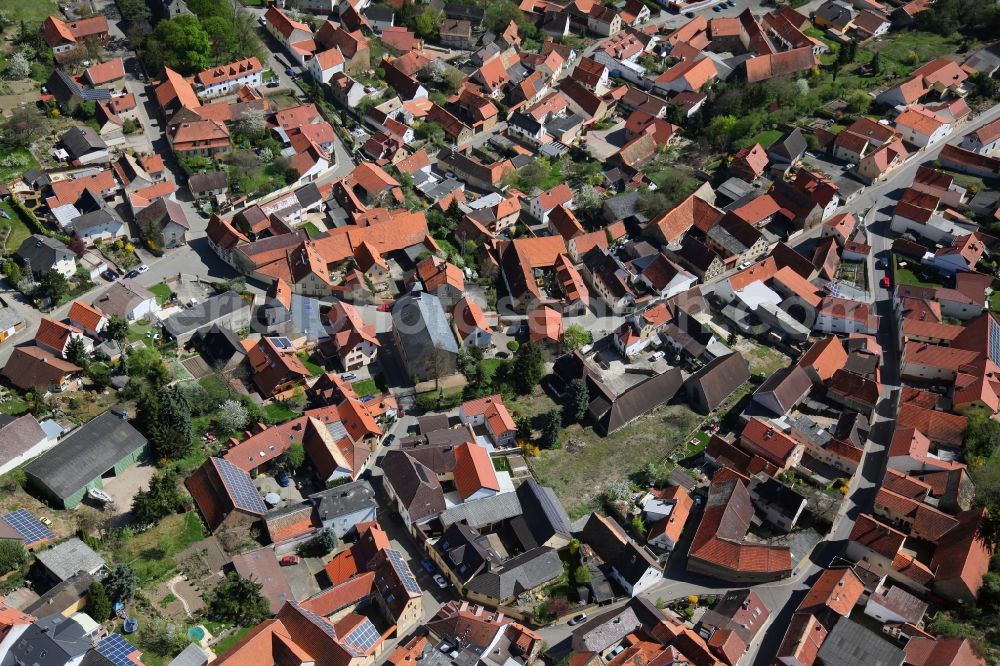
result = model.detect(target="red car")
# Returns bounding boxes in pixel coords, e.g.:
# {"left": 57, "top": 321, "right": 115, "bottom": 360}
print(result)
{"left": 279, "top": 555, "right": 300, "bottom": 566}
{"left": 880, "top": 276, "right": 891, "bottom": 288}
{"left": 376, "top": 302, "right": 393, "bottom": 312}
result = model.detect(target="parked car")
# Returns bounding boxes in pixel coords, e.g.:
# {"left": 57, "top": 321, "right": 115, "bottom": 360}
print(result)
{"left": 258, "top": 15, "right": 266, "bottom": 26}
{"left": 125, "top": 270, "right": 140, "bottom": 279}
{"left": 649, "top": 351, "right": 666, "bottom": 362}
{"left": 568, "top": 613, "right": 587, "bottom": 626}
{"left": 101, "top": 269, "right": 118, "bottom": 281}
{"left": 421, "top": 558, "right": 436, "bottom": 573}
{"left": 39, "top": 516, "right": 52, "bottom": 526}
{"left": 266, "top": 80, "right": 279, "bottom": 88}
{"left": 433, "top": 574, "right": 449, "bottom": 589}
{"left": 276, "top": 471, "right": 291, "bottom": 487}
{"left": 137, "top": 264, "right": 149, "bottom": 274}
{"left": 685, "top": 10, "right": 694, "bottom": 17}
{"left": 280, "top": 555, "right": 300, "bottom": 566}
{"left": 376, "top": 302, "right": 393, "bottom": 312}
{"left": 880, "top": 276, "right": 891, "bottom": 288}
{"left": 341, "top": 373, "right": 357, "bottom": 381}
{"left": 285, "top": 66, "right": 294, "bottom": 76}
{"left": 386, "top": 433, "right": 396, "bottom": 445}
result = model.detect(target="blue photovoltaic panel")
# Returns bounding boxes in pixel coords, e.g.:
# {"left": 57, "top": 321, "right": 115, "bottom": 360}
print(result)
{"left": 344, "top": 619, "right": 379, "bottom": 653}
{"left": 213, "top": 458, "right": 267, "bottom": 514}
{"left": 272, "top": 337, "right": 292, "bottom": 349}
{"left": 97, "top": 634, "right": 140, "bottom": 666}
{"left": 386, "top": 549, "right": 421, "bottom": 595}
{"left": 1, "top": 509, "right": 54, "bottom": 544}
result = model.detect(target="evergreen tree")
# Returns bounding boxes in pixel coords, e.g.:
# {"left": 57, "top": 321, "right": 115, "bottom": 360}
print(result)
{"left": 206, "top": 572, "right": 270, "bottom": 626}
{"left": 539, "top": 410, "right": 562, "bottom": 449}
{"left": 512, "top": 341, "right": 545, "bottom": 395}
{"left": 65, "top": 337, "right": 88, "bottom": 367}
{"left": 104, "top": 563, "right": 139, "bottom": 602}
{"left": 86, "top": 582, "right": 112, "bottom": 622}
{"left": 131, "top": 473, "right": 181, "bottom": 524}
{"left": 566, "top": 379, "right": 589, "bottom": 423}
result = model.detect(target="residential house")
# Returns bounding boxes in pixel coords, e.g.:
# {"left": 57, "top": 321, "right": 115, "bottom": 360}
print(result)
{"left": 391, "top": 292, "right": 459, "bottom": 383}
{"left": 186, "top": 457, "right": 267, "bottom": 532}
{"left": 588, "top": 4, "right": 622, "bottom": 36}
{"left": 17, "top": 235, "right": 75, "bottom": 279}
{"left": 194, "top": 57, "right": 263, "bottom": 99}
{"left": 91, "top": 279, "right": 159, "bottom": 322}
{"left": 325, "top": 300, "right": 379, "bottom": 371}
{"left": 581, "top": 513, "right": 663, "bottom": 596}
{"left": 135, "top": 198, "right": 190, "bottom": 249}
{"left": 894, "top": 106, "right": 951, "bottom": 147}
{"left": 248, "top": 336, "right": 311, "bottom": 398}
{"left": 959, "top": 117, "right": 1000, "bottom": 155}
{"left": 459, "top": 394, "right": 517, "bottom": 447}
{"left": 1, "top": 346, "right": 82, "bottom": 393}
{"left": 453, "top": 296, "right": 493, "bottom": 348}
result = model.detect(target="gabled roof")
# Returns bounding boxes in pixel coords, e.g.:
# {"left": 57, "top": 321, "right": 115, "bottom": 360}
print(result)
{"left": 646, "top": 192, "right": 721, "bottom": 245}
{"left": 453, "top": 442, "right": 501, "bottom": 499}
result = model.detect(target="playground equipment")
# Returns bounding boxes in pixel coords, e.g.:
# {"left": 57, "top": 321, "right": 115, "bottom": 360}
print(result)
{"left": 113, "top": 601, "right": 138, "bottom": 634}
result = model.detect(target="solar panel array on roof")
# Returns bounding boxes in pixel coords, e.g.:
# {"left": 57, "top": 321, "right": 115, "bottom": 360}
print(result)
{"left": 272, "top": 337, "right": 293, "bottom": 349}
{"left": 1, "top": 509, "right": 54, "bottom": 544}
{"left": 385, "top": 548, "right": 421, "bottom": 595}
{"left": 296, "top": 603, "right": 338, "bottom": 638}
{"left": 344, "top": 619, "right": 380, "bottom": 654}
{"left": 213, "top": 457, "right": 267, "bottom": 514}
{"left": 97, "top": 634, "right": 141, "bottom": 666}
{"left": 990, "top": 318, "right": 1000, "bottom": 364}
{"left": 326, "top": 420, "right": 349, "bottom": 441}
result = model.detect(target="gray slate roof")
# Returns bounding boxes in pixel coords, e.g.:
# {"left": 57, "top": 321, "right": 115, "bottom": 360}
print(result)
{"left": 25, "top": 411, "right": 147, "bottom": 503}
{"left": 2, "top": 613, "right": 94, "bottom": 666}
{"left": 162, "top": 291, "right": 246, "bottom": 339}
{"left": 816, "top": 617, "right": 905, "bottom": 666}
{"left": 439, "top": 490, "right": 524, "bottom": 529}
{"left": 0, "top": 414, "right": 47, "bottom": 467}
{"left": 167, "top": 644, "right": 212, "bottom": 666}
{"left": 35, "top": 538, "right": 106, "bottom": 582}
{"left": 310, "top": 479, "right": 377, "bottom": 519}
{"left": 17, "top": 235, "right": 73, "bottom": 275}
{"left": 464, "top": 547, "right": 563, "bottom": 602}
{"left": 61, "top": 125, "right": 107, "bottom": 158}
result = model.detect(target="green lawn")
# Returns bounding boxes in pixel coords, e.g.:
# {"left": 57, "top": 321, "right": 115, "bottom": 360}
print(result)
{"left": 0, "top": 398, "right": 29, "bottom": 416}
{"left": 0, "top": 0, "right": 60, "bottom": 29}
{"left": 745, "top": 343, "right": 792, "bottom": 376}
{"left": 525, "top": 393, "right": 701, "bottom": 518}
{"left": 862, "top": 31, "right": 963, "bottom": 79}
{"left": 149, "top": 282, "right": 171, "bottom": 305}
{"left": 127, "top": 321, "right": 154, "bottom": 343}
{"left": 894, "top": 256, "right": 944, "bottom": 288}
{"left": 351, "top": 378, "right": 378, "bottom": 396}
{"left": 480, "top": 358, "right": 504, "bottom": 385}
{"left": 0, "top": 202, "right": 32, "bottom": 255}
{"left": 213, "top": 626, "right": 253, "bottom": 655}
{"left": 737, "top": 129, "right": 784, "bottom": 150}
{"left": 265, "top": 402, "right": 300, "bottom": 424}
{"left": 0, "top": 148, "right": 39, "bottom": 186}
{"left": 991, "top": 291, "right": 1000, "bottom": 314}
{"left": 119, "top": 512, "right": 208, "bottom": 586}
{"left": 297, "top": 351, "right": 324, "bottom": 376}
{"left": 301, "top": 222, "right": 323, "bottom": 239}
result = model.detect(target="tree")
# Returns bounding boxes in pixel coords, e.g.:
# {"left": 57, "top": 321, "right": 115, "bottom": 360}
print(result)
{"left": 299, "top": 527, "right": 337, "bottom": 557}
{"left": 131, "top": 472, "right": 181, "bottom": 524}
{"left": 562, "top": 324, "right": 591, "bottom": 352}
{"left": 69, "top": 234, "right": 87, "bottom": 257}
{"left": 86, "top": 581, "right": 112, "bottom": 622}
{"left": 138, "top": 618, "right": 187, "bottom": 657}
{"left": 512, "top": 341, "right": 544, "bottom": 395}
{"left": 964, "top": 408, "right": 1000, "bottom": 461}
{"left": 106, "top": 314, "right": 129, "bottom": 345}
{"left": 845, "top": 89, "right": 870, "bottom": 114}
{"left": 415, "top": 120, "right": 447, "bottom": 148}
{"left": 206, "top": 572, "right": 270, "bottom": 626}
{"left": 870, "top": 50, "right": 882, "bottom": 76}
{"left": 566, "top": 378, "right": 589, "bottom": 423}
{"left": 539, "top": 409, "right": 561, "bottom": 449}
{"left": 630, "top": 513, "right": 647, "bottom": 536}
{"left": 87, "top": 363, "right": 111, "bottom": 392}
{"left": 285, "top": 442, "right": 305, "bottom": 469}
{"left": 0, "top": 540, "right": 26, "bottom": 575}
{"left": 573, "top": 565, "right": 590, "bottom": 584}
{"left": 233, "top": 106, "right": 267, "bottom": 139}
{"left": 39, "top": 269, "right": 69, "bottom": 302}
{"left": 103, "top": 563, "right": 139, "bottom": 602}
{"left": 413, "top": 6, "right": 443, "bottom": 38}
{"left": 2, "top": 261, "right": 21, "bottom": 286}
{"left": 65, "top": 337, "right": 88, "bottom": 367}
{"left": 146, "top": 15, "right": 212, "bottom": 74}
{"left": 4, "top": 107, "right": 43, "bottom": 147}
{"left": 5, "top": 51, "right": 29, "bottom": 80}
{"left": 218, "top": 398, "right": 250, "bottom": 433}
{"left": 137, "top": 385, "right": 193, "bottom": 462}
{"left": 516, "top": 416, "right": 532, "bottom": 442}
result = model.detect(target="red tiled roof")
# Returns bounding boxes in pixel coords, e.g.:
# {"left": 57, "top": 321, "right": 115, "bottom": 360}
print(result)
{"left": 798, "top": 336, "right": 848, "bottom": 383}
{"left": 796, "top": 567, "right": 864, "bottom": 616}
{"left": 453, "top": 442, "right": 500, "bottom": 500}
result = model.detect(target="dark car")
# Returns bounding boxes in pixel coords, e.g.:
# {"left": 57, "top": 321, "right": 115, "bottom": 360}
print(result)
{"left": 421, "top": 558, "right": 436, "bottom": 573}
{"left": 266, "top": 80, "right": 279, "bottom": 88}
{"left": 685, "top": 10, "right": 694, "bottom": 16}
{"left": 276, "top": 471, "right": 291, "bottom": 487}
{"left": 125, "top": 270, "right": 140, "bottom": 279}
{"left": 386, "top": 433, "right": 396, "bottom": 445}
{"left": 285, "top": 67, "right": 294, "bottom": 76}
{"left": 101, "top": 269, "right": 118, "bottom": 281}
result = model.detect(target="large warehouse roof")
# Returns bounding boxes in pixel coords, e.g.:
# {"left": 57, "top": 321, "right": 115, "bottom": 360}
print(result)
{"left": 25, "top": 410, "right": 147, "bottom": 501}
